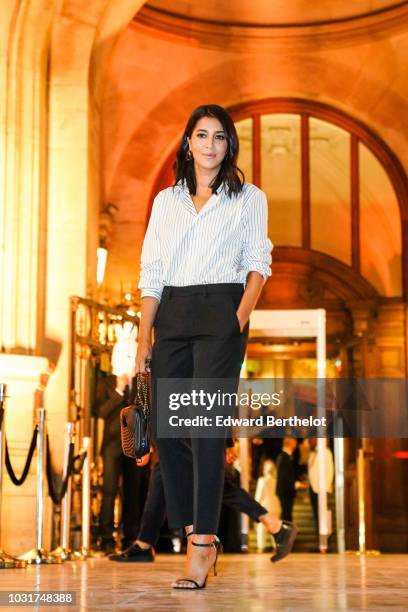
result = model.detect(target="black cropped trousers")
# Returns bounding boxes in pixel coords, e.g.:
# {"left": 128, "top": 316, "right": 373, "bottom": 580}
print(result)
{"left": 151, "top": 284, "right": 248, "bottom": 534}
{"left": 138, "top": 461, "right": 268, "bottom": 547}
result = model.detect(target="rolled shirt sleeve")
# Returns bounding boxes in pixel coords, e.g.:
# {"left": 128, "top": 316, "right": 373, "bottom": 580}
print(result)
{"left": 240, "top": 187, "right": 273, "bottom": 280}
{"left": 138, "top": 194, "right": 163, "bottom": 302}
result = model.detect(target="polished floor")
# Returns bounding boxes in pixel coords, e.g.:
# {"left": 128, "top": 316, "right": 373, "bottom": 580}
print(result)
{"left": 1, "top": 553, "right": 407, "bottom": 611}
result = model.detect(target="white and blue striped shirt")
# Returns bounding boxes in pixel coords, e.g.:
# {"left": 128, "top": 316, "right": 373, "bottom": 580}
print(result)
{"left": 138, "top": 181, "right": 272, "bottom": 301}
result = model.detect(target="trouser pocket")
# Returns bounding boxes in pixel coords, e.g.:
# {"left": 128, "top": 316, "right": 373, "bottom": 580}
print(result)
{"left": 229, "top": 293, "right": 242, "bottom": 335}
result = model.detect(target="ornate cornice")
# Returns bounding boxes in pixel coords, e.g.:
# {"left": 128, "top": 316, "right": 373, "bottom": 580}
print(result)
{"left": 134, "top": 2, "right": 408, "bottom": 50}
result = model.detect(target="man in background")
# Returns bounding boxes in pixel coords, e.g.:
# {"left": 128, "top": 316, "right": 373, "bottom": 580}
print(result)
{"left": 276, "top": 437, "right": 306, "bottom": 522}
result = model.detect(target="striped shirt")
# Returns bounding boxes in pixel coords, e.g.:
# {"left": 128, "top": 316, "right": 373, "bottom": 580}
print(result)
{"left": 138, "top": 181, "right": 273, "bottom": 301}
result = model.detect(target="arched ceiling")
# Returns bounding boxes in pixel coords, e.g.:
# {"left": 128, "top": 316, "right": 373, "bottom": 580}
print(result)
{"left": 145, "top": 0, "right": 405, "bottom": 26}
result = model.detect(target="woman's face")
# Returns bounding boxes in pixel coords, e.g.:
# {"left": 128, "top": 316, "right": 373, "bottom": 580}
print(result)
{"left": 188, "top": 116, "right": 228, "bottom": 173}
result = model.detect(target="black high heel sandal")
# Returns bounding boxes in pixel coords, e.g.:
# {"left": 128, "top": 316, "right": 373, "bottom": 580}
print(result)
{"left": 172, "top": 537, "right": 221, "bottom": 590}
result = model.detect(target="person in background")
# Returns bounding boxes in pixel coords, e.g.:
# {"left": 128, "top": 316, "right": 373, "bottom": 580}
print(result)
{"left": 255, "top": 458, "right": 281, "bottom": 552}
{"left": 95, "top": 334, "right": 150, "bottom": 554}
{"left": 297, "top": 438, "right": 310, "bottom": 481}
{"left": 307, "top": 438, "right": 334, "bottom": 534}
{"left": 250, "top": 437, "right": 284, "bottom": 480}
{"left": 276, "top": 437, "right": 307, "bottom": 522}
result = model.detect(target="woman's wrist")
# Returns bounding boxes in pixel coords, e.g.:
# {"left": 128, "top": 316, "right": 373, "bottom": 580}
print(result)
{"left": 236, "top": 307, "right": 251, "bottom": 324}
{"left": 138, "top": 334, "right": 152, "bottom": 345}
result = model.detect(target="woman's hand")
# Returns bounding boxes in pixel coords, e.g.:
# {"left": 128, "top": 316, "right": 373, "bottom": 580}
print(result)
{"left": 115, "top": 374, "right": 129, "bottom": 393}
{"left": 236, "top": 271, "right": 265, "bottom": 332}
{"left": 136, "top": 453, "right": 151, "bottom": 467}
{"left": 236, "top": 309, "right": 249, "bottom": 333}
{"left": 135, "top": 296, "right": 160, "bottom": 374}
{"left": 135, "top": 339, "right": 152, "bottom": 374}
{"left": 225, "top": 447, "right": 238, "bottom": 464}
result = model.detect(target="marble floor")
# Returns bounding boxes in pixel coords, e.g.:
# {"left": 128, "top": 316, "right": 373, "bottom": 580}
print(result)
{"left": 1, "top": 553, "right": 407, "bottom": 611}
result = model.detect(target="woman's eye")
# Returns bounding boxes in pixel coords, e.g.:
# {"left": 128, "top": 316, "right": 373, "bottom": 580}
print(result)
{"left": 215, "top": 134, "right": 225, "bottom": 140}
{"left": 197, "top": 132, "right": 207, "bottom": 138}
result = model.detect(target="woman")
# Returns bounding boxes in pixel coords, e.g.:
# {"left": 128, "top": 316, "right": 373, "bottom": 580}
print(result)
{"left": 136, "top": 104, "right": 291, "bottom": 589}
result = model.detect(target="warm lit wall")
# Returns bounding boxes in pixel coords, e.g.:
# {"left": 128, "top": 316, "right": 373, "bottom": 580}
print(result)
{"left": 101, "top": 9, "right": 408, "bottom": 299}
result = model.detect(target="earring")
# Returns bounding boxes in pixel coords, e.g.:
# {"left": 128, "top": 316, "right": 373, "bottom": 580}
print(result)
{"left": 186, "top": 150, "right": 193, "bottom": 161}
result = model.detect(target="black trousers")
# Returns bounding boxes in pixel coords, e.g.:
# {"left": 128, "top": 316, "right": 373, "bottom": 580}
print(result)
{"left": 223, "top": 469, "right": 266, "bottom": 522}
{"left": 100, "top": 443, "right": 150, "bottom": 544}
{"left": 152, "top": 284, "right": 248, "bottom": 533}
{"left": 138, "top": 461, "right": 267, "bottom": 547}
{"left": 309, "top": 489, "right": 319, "bottom": 528}
{"left": 138, "top": 462, "right": 166, "bottom": 546}
{"left": 279, "top": 495, "right": 295, "bottom": 523}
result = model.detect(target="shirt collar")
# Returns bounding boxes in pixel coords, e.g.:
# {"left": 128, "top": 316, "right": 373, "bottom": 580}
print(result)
{"left": 177, "top": 179, "right": 225, "bottom": 197}
{"left": 177, "top": 180, "right": 224, "bottom": 216}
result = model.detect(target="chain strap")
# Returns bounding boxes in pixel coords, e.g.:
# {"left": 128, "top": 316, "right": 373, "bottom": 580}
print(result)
{"left": 136, "top": 371, "right": 150, "bottom": 415}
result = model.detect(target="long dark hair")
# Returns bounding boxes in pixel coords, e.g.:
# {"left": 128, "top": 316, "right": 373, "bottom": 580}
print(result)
{"left": 173, "top": 104, "right": 244, "bottom": 198}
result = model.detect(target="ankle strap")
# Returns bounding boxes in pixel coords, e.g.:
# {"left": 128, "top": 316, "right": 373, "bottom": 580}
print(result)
{"left": 192, "top": 536, "right": 220, "bottom": 548}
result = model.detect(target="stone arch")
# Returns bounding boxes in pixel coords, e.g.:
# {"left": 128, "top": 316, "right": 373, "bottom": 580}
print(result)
{"left": 108, "top": 51, "right": 408, "bottom": 222}
{"left": 135, "top": 97, "right": 408, "bottom": 300}
{"left": 102, "top": 13, "right": 408, "bottom": 300}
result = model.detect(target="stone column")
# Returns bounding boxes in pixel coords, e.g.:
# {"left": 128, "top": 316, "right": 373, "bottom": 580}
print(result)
{"left": 44, "top": 0, "right": 146, "bottom": 469}
{"left": 0, "top": 0, "right": 56, "bottom": 554}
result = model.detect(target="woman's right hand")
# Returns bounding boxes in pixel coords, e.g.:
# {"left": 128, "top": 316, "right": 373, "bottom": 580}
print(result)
{"left": 135, "top": 339, "right": 152, "bottom": 374}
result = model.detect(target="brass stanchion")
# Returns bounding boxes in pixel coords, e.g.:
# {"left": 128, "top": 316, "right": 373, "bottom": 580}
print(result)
{"left": 347, "top": 446, "right": 379, "bottom": 556}
{"left": 19, "top": 408, "right": 61, "bottom": 564}
{"left": 0, "top": 383, "right": 27, "bottom": 569}
{"left": 80, "top": 436, "right": 91, "bottom": 558}
{"left": 333, "top": 433, "right": 346, "bottom": 554}
{"left": 357, "top": 447, "right": 366, "bottom": 553}
{"left": 316, "top": 311, "right": 329, "bottom": 554}
{"left": 51, "top": 423, "right": 81, "bottom": 561}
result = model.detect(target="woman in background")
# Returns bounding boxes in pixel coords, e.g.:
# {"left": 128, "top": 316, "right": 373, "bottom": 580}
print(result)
{"left": 255, "top": 458, "right": 281, "bottom": 552}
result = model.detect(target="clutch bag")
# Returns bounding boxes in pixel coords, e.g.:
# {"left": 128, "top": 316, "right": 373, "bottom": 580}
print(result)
{"left": 120, "top": 372, "right": 151, "bottom": 459}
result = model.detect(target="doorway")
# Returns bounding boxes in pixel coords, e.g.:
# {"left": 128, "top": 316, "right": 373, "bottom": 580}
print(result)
{"left": 243, "top": 334, "right": 342, "bottom": 553}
